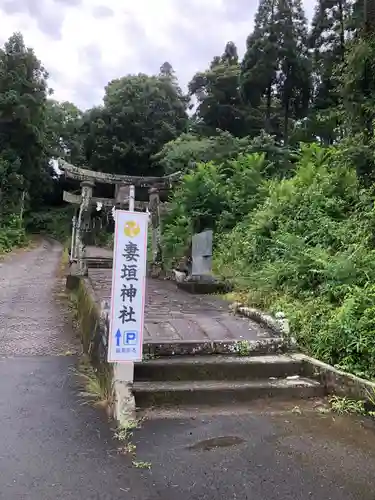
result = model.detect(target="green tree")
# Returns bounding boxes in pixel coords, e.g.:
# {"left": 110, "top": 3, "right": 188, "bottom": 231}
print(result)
{"left": 0, "top": 32, "right": 51, "bottom": 214}
{"left": 308, "top": 0, "right": 353, "bottom": 143}
{"left": 159, "top": 61, "right": 189, "bottom": 108}
{"left": 189, "top": 42, "right": 252, "bottom": 137}
{"left": 153, "top": 130, "right": 293, "bottom": 178}
{"left": 241, "top": 0, "right": 279, "bottom": 134}
{"left": 159, "top": 61, "right": 174, "bottom": 79}
{"left": 343, "top": 0, "right": 375, "bottom": 135}
{"left": 328, "top": 0, "right": 375, "bottom": 185}
{"left": 45, "top": 99, "right": 84, "bottom": 164}
{"left": 82, "top": 73, "right": 188, "bottom": 175}
{"left": 275, "top": 0, "right": 311, "bottom": 143}
{"left": 153, "top": 131, "right": 256, "bottom": 174}
{"left": 336, "top": 32, "right": 375, "bottom": 182}
{"left": 241, "top": 0, "right": 311, "bottom": 143}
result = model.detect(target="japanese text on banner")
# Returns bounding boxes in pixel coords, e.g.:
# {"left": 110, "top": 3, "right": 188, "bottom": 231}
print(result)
{"left": 108, "top": 211, "right": 148, "bottom": 363}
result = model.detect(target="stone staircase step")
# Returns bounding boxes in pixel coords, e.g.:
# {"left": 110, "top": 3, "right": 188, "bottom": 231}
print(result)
{"left": 143, "top": 338, "right": 290, "bottom": 357}
{"left": 133, "top": 378, "right": 324, "bottom": 408}
{"left": 135, "top": 355, "right": 303, "bottom": 382}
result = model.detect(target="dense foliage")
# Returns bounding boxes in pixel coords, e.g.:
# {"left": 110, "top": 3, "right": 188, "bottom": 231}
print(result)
{"left": 215, "top": 145, "right": 375, "bottom": 378}
{"left": 2, "top": 2, "right": 375, "bottom": 377}
{"left": 164, "top": 141, "right": 375, "bottom": 378}
{"left": 81, "top": 73, "right": 188, "bottom": 176}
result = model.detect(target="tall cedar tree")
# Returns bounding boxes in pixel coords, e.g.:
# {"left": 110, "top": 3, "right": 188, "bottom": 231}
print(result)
{"left": 241, "top": 0, "right": 278, "bottom": 135}
{"left": 241, "top": 0, "right": 311, "bottom": 143}
{"left": 159, "top": 61, "right": 190, "bottom": 115}
{"left": 309, "top": 0, "right": 353, "bottom": 143}
{"left": 189, "top": 42, "right": 252, "bottom": 137}
{"left": 275, "top": 0, "right": 311, "bottom": 143}
{"left": 340, "top": 0, "right": 375, "bottom": 139}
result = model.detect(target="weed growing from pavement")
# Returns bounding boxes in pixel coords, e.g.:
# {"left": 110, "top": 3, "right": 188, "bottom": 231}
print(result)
{"left": 115, "top": 417, "right": 143, "bottom": 441}
{"left": 123, "top": 442, "right": 137, "bottom": 454}
{"left": 329, "top": 395, "right": 365, "bottom": 415}
{"left": 292, "top": 406, "right": 302, "bottom": 415}
{"left": 132, "top": 460, "right": 152, "bottom": 470}
{"left": 115, "top": 416, "right": 152, "bottom": 469}
{"left": 142, "top": 352, "right": 158, "bottom": 361}
{"left": 235, "top": 340, "right": 251, "bottom": 356}
{"left": 75, "top": 356, "right": 114, "bottom": 414}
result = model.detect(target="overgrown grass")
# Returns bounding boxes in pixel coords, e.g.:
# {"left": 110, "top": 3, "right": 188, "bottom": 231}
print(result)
{"left": 76, "top": 356, "right": 114, "bottom": 413}
{"left": 328, "top": 391, "right": 375, "bottom": 418}
{"left": 115, "top": 417, "right": 152, "bottom": 469}
{"left": 68, "top": 280, "right": 115, "bottom": 417}
{"left": 329, "top": 396, "right": 365, "bottom": 415}
{"left": 214, "top": 145, "right": 375, "bottom": 379}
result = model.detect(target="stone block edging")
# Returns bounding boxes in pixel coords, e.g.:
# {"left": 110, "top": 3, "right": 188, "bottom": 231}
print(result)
{"left": 231, "top": 303, "right": 375, "bottom": 402}
{"left": 292, "top": 353, "right": 375, "bottom": 401}
{"left": 229, "top": 302, "right": 297, "bottom": 344}
{"left": 230, "top": 302, "right": 282, "bottom": 333}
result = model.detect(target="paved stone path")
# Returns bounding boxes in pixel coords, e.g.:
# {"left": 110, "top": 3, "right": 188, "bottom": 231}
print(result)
{"left": 88, "top": 269, "right": 273, "bottom": 343}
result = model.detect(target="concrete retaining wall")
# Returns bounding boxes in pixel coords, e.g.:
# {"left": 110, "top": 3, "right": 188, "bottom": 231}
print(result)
{"left": 73, "top": 277, "right": 135, "bottom": 424}
{"left": 293, "top": 353, "right": 375, "bottom": 401}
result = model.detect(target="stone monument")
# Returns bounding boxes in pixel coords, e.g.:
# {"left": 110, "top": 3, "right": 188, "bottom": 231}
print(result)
{"left": 191, "top": 229, "right": 214, "bottom": 280}
{"left": 176, "top": 229, "right": 231, "bottom": 294}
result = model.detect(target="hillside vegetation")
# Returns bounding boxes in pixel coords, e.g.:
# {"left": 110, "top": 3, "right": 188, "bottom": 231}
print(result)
{"left": 164, "top": 142, "right": 375, "bottom": 378}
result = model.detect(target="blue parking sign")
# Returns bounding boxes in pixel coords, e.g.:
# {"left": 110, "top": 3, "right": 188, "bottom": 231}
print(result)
{"left": 124, "top": 331, "right": 138, "bottom": 345}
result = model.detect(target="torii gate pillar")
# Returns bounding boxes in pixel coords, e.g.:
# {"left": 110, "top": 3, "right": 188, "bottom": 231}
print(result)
{"left": 75, "top": 180, "right": 95, "bottom": 275}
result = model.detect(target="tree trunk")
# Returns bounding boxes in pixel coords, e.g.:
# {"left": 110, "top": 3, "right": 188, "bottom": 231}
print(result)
{"left": 283, "top": 96, "right": 289, "bottom": 145}
{"left": 338, "top": 0, "right": 346, "bottom": 60}
{"left": 266, "top": 84, "right": 272, "bottom": 133}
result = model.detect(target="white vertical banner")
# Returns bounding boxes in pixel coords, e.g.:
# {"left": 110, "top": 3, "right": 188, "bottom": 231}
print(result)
{"left": 108, "top": 210, "right": 148, "bottom": 363}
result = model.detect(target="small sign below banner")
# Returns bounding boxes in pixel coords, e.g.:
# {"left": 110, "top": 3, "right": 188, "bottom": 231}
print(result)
{"left": 108, "top": 210, "right": 148, "bottom": 363}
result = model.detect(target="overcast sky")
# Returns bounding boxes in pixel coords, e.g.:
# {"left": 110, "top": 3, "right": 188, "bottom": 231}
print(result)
{"left": 0, "top": 0, "right": 315, "bottom": 110}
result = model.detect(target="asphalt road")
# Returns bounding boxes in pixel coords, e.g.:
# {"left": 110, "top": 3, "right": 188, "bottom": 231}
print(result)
{"left": 135, "top": 408, "right": 375, "bottom": 500}
{"left": 1, "top": 241, "right": 375, "bottom": 500}
{"left": 0, "top": 241, "right": 150, "bottom": 499}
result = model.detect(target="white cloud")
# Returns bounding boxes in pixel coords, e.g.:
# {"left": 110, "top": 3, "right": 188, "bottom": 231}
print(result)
{"left": 0, "top": 0, "right": 316, "bottom": 110}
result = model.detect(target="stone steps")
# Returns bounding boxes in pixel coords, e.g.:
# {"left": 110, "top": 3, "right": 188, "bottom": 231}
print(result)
{"left": 85, "top": 257, "right": 113, "bottom": 269}
{"left": 133, "top": 377, "right": 324, "bottom": 408}
{"left": 134, "top": 354, "right": 303, "bottom": 382}
{"left": 133, "top": 354, "right": 326, "bottom": 409}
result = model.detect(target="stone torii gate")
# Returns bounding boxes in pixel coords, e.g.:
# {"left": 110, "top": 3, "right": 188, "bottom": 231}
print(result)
{"left": 58, "top": 159, "right": 180, "bottom": 275}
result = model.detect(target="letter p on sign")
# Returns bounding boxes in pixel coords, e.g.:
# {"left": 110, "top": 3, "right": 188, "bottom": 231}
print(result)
{"left": 124, "top": 331, "right": 137, "bottom": 345}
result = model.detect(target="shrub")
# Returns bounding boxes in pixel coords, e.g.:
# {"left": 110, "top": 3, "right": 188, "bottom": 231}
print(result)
{"left": 0, "top": 214, "right": 27, "bottom": 253}
{"left": 214, "top": 143, "right": 375, "bottom": 378}
{"left": 26, "top": 206, "right": 75, "bottom": 243}
{"left": 162, "top": 152, "right": 268, "bottom": 266}
{"left": 161, "top": 140, "right": 375, "bottom": 377}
